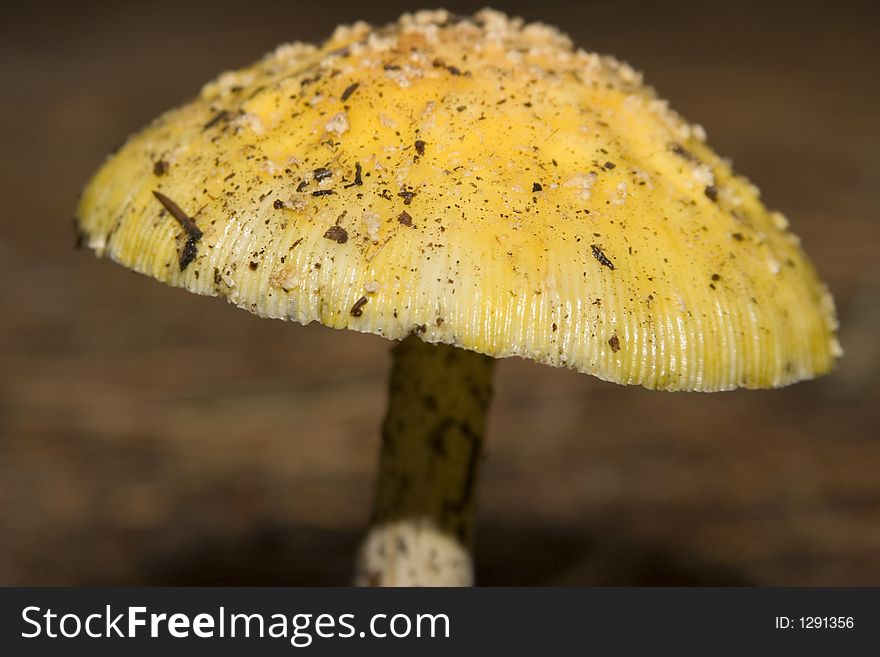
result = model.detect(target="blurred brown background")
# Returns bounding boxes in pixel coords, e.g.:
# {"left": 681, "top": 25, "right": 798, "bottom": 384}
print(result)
{"left": 1, "top": 0, "right": 878, "bottom": 585}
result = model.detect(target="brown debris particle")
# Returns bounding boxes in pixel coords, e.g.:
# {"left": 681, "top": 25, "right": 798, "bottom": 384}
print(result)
{"left": 350, "top": 296, "right": 368, "bottom": 317}
{"left": 153, "top": 160, "right": 168, "bottom": 176}
{"left": 323, "top": 225, "right": 348, "bottom": 244}
{"left": 249, "top": 261, "right": 259, "bottom": 271}
{"left": 273, "top": 199, "right": 284, "bottom": 209}
{"left": 178, "top": 239, "right": 199, "bottom": 271}
{"left": 303, "top": 76, "right": 323, "bottom": 91}
{"left": 704, "top": 185, "right": 719, "bottom": 202}
{"left": 398, "top": 210, "right": 413, "bottom": 226}
{"left": 313, "top": 167, "right": 332, "bottom": 182}
{"left": 668, "top": 142, "right": 696, "bottom": 162}
{"left": 433, "top": 59, "right": 463, "bottom": 76}
{"left": 340, "top": 82, "right": 359, "bottom": 101}
{"left": 152, "top": 190, "right": 203, "bottom": 271}
{"left": 532, "top": 182, "right": 543, "bottom": 192}
{"left": 414, "top": 140, "right": 426, "bottom": 156}
{"left": 73, "top": 218, "right": 86, "bottom": 249}
{"left": 398, "top": 190, "right": 415, "bottom": 205}
{"left": 203, "top": 109, "right": 229, "bottom": 130}
{"left": 609, "top": 334, "right": 621, "bottom": 352}
{"left": 591, "top": 244, "right": 615, "bottom": 270}
{"left": 344, "top": 162, "right": 364, "bottom": 188}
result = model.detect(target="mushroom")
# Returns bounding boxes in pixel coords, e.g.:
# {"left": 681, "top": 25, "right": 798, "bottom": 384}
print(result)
{"left": 75, "top": 9, "right": 841, "bottom": 586}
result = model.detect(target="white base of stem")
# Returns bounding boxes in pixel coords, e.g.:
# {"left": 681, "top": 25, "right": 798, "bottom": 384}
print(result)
{"left": 354, "top": 518, "right": 474, "bottom": 587}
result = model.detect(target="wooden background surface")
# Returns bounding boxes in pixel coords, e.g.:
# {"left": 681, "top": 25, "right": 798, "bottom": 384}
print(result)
{"left": 1, "top": 0, "right": 878, "bottom": 585}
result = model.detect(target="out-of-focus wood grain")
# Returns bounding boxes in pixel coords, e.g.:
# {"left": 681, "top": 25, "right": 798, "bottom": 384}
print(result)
{"left": 1, "top": 0, "right": 878, "bottom": 585}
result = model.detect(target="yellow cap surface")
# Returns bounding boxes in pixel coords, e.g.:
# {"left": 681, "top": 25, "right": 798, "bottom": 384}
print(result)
{"left": 76, "top": 9, "right": 840, "bottom": 391}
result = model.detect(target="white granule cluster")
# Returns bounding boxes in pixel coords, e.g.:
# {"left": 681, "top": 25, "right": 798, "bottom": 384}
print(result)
{"left": 363, "top": 211, "right": 381, "bottom": 243}
{"left": 633, "top": 169, "right": 654, "bottom": 189}
{"left": 692, "top": 163, "right": 715, "bottom": 187}
{"left": 201, "top": 70, "right": 256, "bottom": 100}
{"left": 770, "top": 211, "right": 790, "bottom": 231}
{"left": 367, "top": 31, "right": 398, "bottom": 53}
{"left": 270, "top": 266, "right": 299, "bottom": 291}
{"left": 261, "top": 158, "right": 281, "bottom": 175}
{"left": 329, "top": 20, "right": 370, "bottom": 45}
{"left": 233, "top": 112, "right": 264, "bottom": 135}
{"left": 384, "top": 65, "right": 424, "bottom": 89}
{"left": 324, "top": 112, "right": 349, "bottom": 135}
{"left": 564, "top": 172, "right": 598, "bottom": 201}
{"left": 407, "top": 8, "right": 450, "bottom": 26}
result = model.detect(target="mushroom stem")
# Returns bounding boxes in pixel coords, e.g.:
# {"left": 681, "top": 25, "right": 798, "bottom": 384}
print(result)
{"left": 354, "top": 335, "right": 495, "bottom": 586}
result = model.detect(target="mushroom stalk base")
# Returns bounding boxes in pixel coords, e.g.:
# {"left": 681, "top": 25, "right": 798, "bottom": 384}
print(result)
{"left": 355, "top": 336, "right": 495, "bottom": 586}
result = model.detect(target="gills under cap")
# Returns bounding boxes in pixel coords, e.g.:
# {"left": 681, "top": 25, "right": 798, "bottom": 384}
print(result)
{"left": 76, "top": 8, "right": 841, "bottom": 391}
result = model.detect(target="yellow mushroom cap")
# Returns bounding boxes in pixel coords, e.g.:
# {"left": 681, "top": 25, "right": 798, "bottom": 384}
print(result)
{"left": 76, "top": 8, "right": 840, "bottom": 391}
